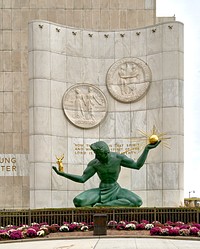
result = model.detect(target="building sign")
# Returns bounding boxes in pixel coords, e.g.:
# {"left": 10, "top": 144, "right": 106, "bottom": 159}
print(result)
{"left": 0, "top": 156, "right": 17, "bottom": 173}
{"left": 0, "top": 154, "right": 29, "bottom": 176}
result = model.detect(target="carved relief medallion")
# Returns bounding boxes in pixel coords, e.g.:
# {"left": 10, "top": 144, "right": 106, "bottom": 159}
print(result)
{"left": 63, "top": 84, "right": 107, "bottom": 129}
{"left": 106, "top": 58, "right": 152, "bottom": 103}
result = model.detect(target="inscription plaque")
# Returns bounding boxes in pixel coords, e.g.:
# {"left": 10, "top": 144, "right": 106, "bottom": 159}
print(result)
{"left": 106, "top": 57, "right": 152, "bottom": 103}
{"left": 63, "top": 84, "right": 107, "bottom": 128}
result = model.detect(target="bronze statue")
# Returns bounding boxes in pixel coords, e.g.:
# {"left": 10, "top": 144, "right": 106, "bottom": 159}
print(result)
{"left": 52, "top": 140, "right": 160, "bottom": 207}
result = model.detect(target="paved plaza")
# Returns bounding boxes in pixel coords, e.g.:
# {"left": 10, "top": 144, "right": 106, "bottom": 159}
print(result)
{"left": 0, "top": 238, "right": 200, "bottom": 249}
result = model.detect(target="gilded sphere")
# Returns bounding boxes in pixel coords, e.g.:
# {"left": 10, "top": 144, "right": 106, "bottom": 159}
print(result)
{"left": 149, "top": 134, "right": 159, "bottom": 144}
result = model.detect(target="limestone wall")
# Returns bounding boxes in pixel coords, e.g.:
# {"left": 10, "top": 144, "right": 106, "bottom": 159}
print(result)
{"left": 29, "top": 19, "right": 184, "bottom": 208}
{"left": 0, "top": 0, "right": 184, "bottom": 209}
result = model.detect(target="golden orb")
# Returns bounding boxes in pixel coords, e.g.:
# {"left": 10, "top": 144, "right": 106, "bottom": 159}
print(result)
{"left": 149, "top": 134, "right": 159, "bottom": 144}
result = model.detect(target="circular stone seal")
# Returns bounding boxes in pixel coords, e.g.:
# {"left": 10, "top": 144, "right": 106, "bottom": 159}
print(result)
{"left": 62, "top": 84, "right": 108, "bottom": 129}
{"left": 106, "top": 57, "right": 152, "bottom": 103}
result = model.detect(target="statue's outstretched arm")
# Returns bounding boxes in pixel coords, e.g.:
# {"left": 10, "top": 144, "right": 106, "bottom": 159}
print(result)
{"left": 120, "top": 141, "right": 161, "bottom": 170}
{"left": 52, "top": 163, "right": 96, "bottom": 183}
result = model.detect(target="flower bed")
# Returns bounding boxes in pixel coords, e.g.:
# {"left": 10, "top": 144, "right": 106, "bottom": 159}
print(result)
{"left": 0, "top": 220, "right": 200, "bottom": 241}
{"left": 149, "top": 221, "right": 200, "bottom": 237}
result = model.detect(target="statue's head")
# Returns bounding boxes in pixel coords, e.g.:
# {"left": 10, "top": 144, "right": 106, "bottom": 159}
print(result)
{"left": 90, "top": 141, "right": 110, "bottom": 163}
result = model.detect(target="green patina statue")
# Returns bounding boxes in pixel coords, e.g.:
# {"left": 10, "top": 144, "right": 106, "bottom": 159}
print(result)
{"left": 52, "top": 140, "right": 160, "bottom": 207}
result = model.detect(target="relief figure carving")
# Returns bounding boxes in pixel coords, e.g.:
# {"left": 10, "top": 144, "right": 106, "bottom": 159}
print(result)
{"left": 106, "top": 58, "right": 152, "bottom": 103}
{"left": 74, "top": 88, "right": 87, "bottom": 120}
{"left": 85, "top": 87, "right": 103, "bottom": 121}
{"left": 118, "top": 62, "right": 140, "bottom": 95}
{"left": 63, "top": 84, "right": 107, "bottom": 129}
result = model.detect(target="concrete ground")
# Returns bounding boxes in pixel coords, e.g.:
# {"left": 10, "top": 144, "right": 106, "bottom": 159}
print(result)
{"left": 0, "top": 238, "right": 200, "bottom": 249}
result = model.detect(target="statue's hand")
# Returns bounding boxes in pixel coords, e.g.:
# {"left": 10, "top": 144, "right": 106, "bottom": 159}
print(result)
{"left": 146, "top": 140, "right": 161, "bottom": 150}
{"left": 52, "top": 166, "right": 59, "bottom": 174}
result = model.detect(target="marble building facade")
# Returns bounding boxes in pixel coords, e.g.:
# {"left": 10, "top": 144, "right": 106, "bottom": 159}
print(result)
{"left": 0, "top": 0, "right": 184, "bottom": 209}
